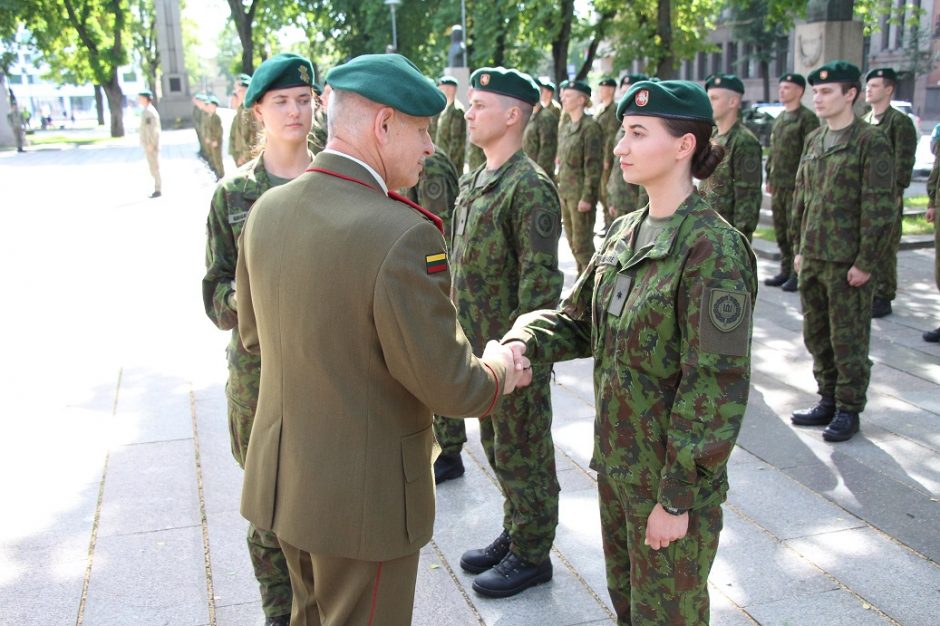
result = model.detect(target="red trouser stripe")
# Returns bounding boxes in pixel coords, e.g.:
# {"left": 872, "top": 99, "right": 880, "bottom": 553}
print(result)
{"left": 367, "top": 562, "right": 383, "bottom": 626}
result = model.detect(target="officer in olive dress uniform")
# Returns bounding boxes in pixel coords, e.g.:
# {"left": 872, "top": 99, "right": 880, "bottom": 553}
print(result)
{"left": 863, "top": 67, "right": 918, "bottom": 318}
{"left": 789, "top": 61, "right": 896, "bottom": 443}
{"left": 504, "top": 79, "right": 756, "bottom": 624}
{"left": 236, "top": 53, "right": 530, "bottom": 625}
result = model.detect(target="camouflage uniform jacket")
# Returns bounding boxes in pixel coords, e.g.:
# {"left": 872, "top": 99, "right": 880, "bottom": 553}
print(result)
{"left": 927, "top": 141, "right": 940, "bottom": 207}
{"left": 139, "top": 103, "right": 161, "bottom": 149}
{"left": 766, "top": 105, "right": 818, "bottom": 191}
{"left": 605, "top": 127, "right": 647, "bottom": 216}
{"left": 451, "top": 149, "right": 563, "bottom": 352}
{"left": 557, "top": 114, "right": 603, "bottom": 205}
{"left": 504, "top": 193, "right": 757, "bottom": 511}
{"left": 593, "top": 100, "right": 620, "bottom": 170}
{"left": 205, "top": 111, "right": 223, "bottom": 148}
{"left": 405, "top": 144, "right": 459, "bottom": 240}
{"left": 523, "top": 101, "right": 561, "bottom": 178}
{"left": 790, "top": 118, "right": 896, "bottom": 273}
{"left": 436, "top": 100, "right": 467, "bottom": 173}
{"left": 308, "top": 107, "right": 328, "bottom": 155}
{"left": 466, "top": 141, "right": 486, "bottom": 172}
{"left": 700, "top": 120, "right": 763, "bottom": 237}
{"left": 229, "top": 104, "right": 260, "bottom": 165}
{"left": 863, "top": 105, "right": 918, "bottom": 194}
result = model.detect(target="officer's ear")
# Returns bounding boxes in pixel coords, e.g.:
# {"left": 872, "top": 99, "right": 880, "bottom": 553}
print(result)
{"left": 373, "top": 107, "right": 396, "bottom": 146}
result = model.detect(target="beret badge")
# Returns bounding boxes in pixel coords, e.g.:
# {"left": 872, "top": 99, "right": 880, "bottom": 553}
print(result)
{"left": 299, "top": 65, "right": 311, "bottom": 84}
{"left": 820, "top": 70, "right": 828, "bottom": 79}
{"left": 480, "top": 73, "right": 490, "bottom": 86}
{"left": 635, "top": 89, "right": 649, "bottom": 107}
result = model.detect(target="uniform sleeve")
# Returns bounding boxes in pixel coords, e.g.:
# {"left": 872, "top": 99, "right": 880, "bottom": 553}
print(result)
{"left": 894, "top": 114, "right": 918, "bottom": 191}
{"left": 509, "top": 177, "right": 564, "bottom": 322}
{"left": 235, "top": 212, "right": 259, "bottom": 354}
{"left": 580, "top": 122, "right": 603, "bottom": 206}
{"left": 732, "top": 135, "right": 763, "bottom": 239}
{"left": 789, "top": 134, "right": 812, "bottom": 257}
{"left": 658, "top": 233, "right": 756, "bottom": 512}
{"left": 374, "top": 222, "right": 506, "bottom": 417}
{"left": 857, "top": 131, "right": 898, "bottom": 273}
{"left": 202, "top": 185, "right": 239, "bottom": 330}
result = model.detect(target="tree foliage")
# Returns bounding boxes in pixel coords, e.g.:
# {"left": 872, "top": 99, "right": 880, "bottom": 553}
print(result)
{"left": 728, "top": 0, "right": 808, "bottom": 100}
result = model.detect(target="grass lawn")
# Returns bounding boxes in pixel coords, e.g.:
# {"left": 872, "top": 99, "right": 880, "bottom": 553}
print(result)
{"left": 754, "top": 217, "right": 933, "bottom": 241}
{"left": 28, "top": 134, "right": 115, "bottom": 147}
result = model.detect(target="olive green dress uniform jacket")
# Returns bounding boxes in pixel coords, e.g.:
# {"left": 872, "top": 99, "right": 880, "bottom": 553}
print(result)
{"left": 236, "top": 151, "right": 508, "bottom": 562}
{"left": 700, "top": 120, "right": 763, "bottom": 240}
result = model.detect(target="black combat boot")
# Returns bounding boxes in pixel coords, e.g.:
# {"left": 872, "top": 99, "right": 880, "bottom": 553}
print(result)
{"left": 791, "top": 397, "right": 836, "bottom": 426}
{"left": 460, "top": 530, "right": 511, "bottom": 573}
{"left": 780, "top": 274, "right": 799, "bottom": 292}
{"left": 823, "top": 410, "right": 860, "bottom": 442}
{"left": 265, "top": 614, "right": 290, "bottom": 626}
{"left": 764, "top": 272, "right": 789, "bottom": 287}
{"left": 923, "top": 327, "right": 940, "bottom": 343}
{"left": 871, "top": 297, "right": 892, "bottom": 318}
{"left": 433, "top": 452, "right": 465, "bottom": 484}
{"left": 471, "top": 552, "right": 553, "bottom": 598}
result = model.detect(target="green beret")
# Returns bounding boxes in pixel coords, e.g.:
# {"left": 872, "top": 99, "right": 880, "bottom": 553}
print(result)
{"left": 598, "top": 76, "right": 617, "bottom": 87}
{"left": 244, "top": 53, "right": 314, "bottom": 107}
{"left": 779, "top": 73, "right": 806, "bottom": 88}
{"left": 438, "top": 75, "right": 458, "bottom": 86}
{"left": 705, "top": 73, "right": 745, "bottom": 94}
{"left": 237, "top": 73, "right": 251, "bottom": 87}
{"left": 206, "top": 95, "right": 220, "bottom": 106}
{"left": 327, "top": 54, "right": 445, "bottom": 117}
{"left": 469, "top": 67, "right": 540, "bottom": 105}
{"left": 866, "top": 67, "right": 898, "bottom": 83}
{"left": 537, "top": 78, "right": 556, "bottom": 92}
{"left": 620, "top": 73, "right": 649, "bottom": 88}
{"left": 195, "top": 94, "right": 209, "bottom": 102}
{"left": 567, "top": 80, "right": 591, "bottom": 97}
{"left": 808, "top": 60, "right": 861, "bottom": 85}
{"left": 617, "top": 80, "right": 713, "bottom": 124}
{"left": 138, "top": 89, "right": 153, "bottom": 99}
{"left": 559, "top": 79, "right": 570, "bottom": 91}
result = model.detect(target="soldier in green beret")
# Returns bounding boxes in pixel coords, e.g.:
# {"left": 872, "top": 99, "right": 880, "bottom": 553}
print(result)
{"left": 789, "top": 60, "right": 897, "bottom": 442}
{"left": 595, "top": 77, "right": 620, "bottom": 233}
{"left": 443, "top": 66, "right": 562, "bottom": 599}
{"left": 503, "top": 79, "right": 756, "bottom": 624}
{"left": 701, "top": 73, "right": 763, "bottom": 241}
{"left": 237, "top": 53, "right": 529, "bottom": 624}
{"left": 204, "top": 95, "right": 225, "bottom": 180}
{"left": 863, "top": 67, "right": 918, "bottom": 318}
{"left": 137, "top": 90, "right": 161, "bottom": 198}
{"left": 765, "top": 73, "right": 819, "bottom": 291}
{"left": 557, "top": 80, "right": 603, "bottom": 274}
{"left": 204, "top": 53, "right": 318, "bottom": 626}
{"left": 605, "top": 74, "right": 650, "bottom": 220}
{"left": 436, "top": 75, "right": 467, "bottom": 172}
{"left": 522, "top": 78, "right": 561, "bottom": 181}
{"left": 229, "top": 73, "right": 261, "bottom": 167}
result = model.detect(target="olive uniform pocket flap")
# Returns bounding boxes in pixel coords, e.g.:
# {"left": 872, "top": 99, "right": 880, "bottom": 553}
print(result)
{"left": 699, "top": 287, "right": 751, "bottom": 357}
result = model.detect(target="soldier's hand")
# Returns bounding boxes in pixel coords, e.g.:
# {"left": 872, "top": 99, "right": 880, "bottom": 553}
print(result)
{"left": 847, "top": 266, "right": 871, "bottom": 287}
{"left": 482, "top": 341, "right": 530, "bottom": 394}
{"left": 793, "top": 254, "right": 802, "bottom": 274}
{"left": 645, "top": 503, "right": 689, "bottom": 550}
{"left": 927, "top": 207, "right": 936, "bottom": 223}
{"left": 577, "top": 200, "right": 592, "bottom": 213}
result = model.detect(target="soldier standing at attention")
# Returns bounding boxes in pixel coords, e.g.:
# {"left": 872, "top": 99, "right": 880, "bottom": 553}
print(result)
{"left": 522, "top": 78, "right": 561, "bottom": 181}
{"left": 557, "top": 80, "right": 603, "bottom": 274}
{"left": 204, "top": 95, "right": 225, "bottom": 180}
{"left": 504, "top": 79, "right": 756, "bottom": 624}
{"left": 436, "top": 75, "right": 466, "bottom": 173}
{"left": 203, "top": 53, "right": 317, "bottom": 626}
{"left": 236, "top": 53, "right": 530, "bottom": 624}
{"left": 701, "top": 73, "right": 763, "bottom": 241}
{"left": 443, "top": 67, "right": 563, "bottom": 598}
{"left": 137, "top": 90, "right": 161, "bottom": 199}
{"left": 192, "top": 94, "right": 205, "bottom": 160}
{"left": 924, "top": 140, "right": 940, "bottom": 342}
{"left": 863, "top": 68, "right": 918, "bottom": 318}
{"left": 594, "top": 76, "right": 620, "bottom": 233}
{"left": 229, "top": 73, "right": 260, "bottom": 167}
{"left": 605, "top": 74, "right": 650, "bottom": 220}
{"left": 789, "top": 61, "right": 896, "bottom": 442}
{"left": 765, "top": 73, "right": 819, "bottom": 292}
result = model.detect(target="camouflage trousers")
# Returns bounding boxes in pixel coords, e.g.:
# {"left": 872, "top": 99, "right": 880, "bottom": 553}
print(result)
{"left": 480, "top": 365, "right": 559, "bottom": 563}
{"left": 561, "top": 196, "right": 596, "bottom": 275}
{"left": 209, "top": 145, "right": 225, "bottom": 180}
{"left": 872, "top": 195, "right": 904, "bottom": 302}
{"left": 770, "top": 186, "right": 795, "bottom": 276}
{"left": 598, "top": 474, "right": 721, "bottom": 625}
{"left": 799, "top": 258, "right": 874, "bottom": 413}
{"left": 226, "top": 345, "right": 292, "bottom": 618}
{"left": 433, "top": 413, "right": 467, "bottom": 455}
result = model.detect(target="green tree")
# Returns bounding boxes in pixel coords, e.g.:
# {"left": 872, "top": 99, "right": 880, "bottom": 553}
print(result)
{"left": 130, "top": 0, "right": 159, "bottom": 98}
{"left": 728, "top": 0, "right": 808, "bottom": 101}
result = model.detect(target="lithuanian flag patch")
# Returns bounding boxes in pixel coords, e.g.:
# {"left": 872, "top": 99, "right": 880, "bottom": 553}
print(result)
{"left": 426, "top": 252, "right": 447, "bottom": 274}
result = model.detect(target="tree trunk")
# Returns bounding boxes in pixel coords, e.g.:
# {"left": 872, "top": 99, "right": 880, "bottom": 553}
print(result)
{"left": 227, "top": 0, "right": 255, "bottom": 74}
{"left": 102, "top": 73, "right": 125, "bottom": 137}
{"left": 575, "top": 12, "right": 615, "bottom": 81}
{"left": 551, "top": 0, "right": 575, "bottom": 88}
{"left": 94, "top": 84, "right": 105, "bottom": 126}
{"left": 761, "top": 59, "right": 770, "bottom": 102}
{"left": 655, "top": 0, "right": 676, "bottom": 79}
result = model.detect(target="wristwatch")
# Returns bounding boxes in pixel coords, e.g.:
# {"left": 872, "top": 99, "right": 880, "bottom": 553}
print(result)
{"left": 662, "top": 504, "right": 687, "bottom": 516}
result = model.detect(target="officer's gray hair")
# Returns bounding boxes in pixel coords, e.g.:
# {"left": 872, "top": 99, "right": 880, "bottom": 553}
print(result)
{"left": 327, "top": 89, "right": 383, "bottom": 140}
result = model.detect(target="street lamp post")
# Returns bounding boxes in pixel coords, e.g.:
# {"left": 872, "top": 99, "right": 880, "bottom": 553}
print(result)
{"left": 385, "top": 0, "right": 401, "bottom": 52}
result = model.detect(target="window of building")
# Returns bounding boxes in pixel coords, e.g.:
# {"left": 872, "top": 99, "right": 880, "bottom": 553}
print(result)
{"left": 697, "top": 52, "right": 707, "bottom": 80}
{"left": 741, "top": 44, "right": 751, "bottom": 79}
{"left": 711, "top": 51, "right": 721, "bottom": 75}
{"left": 9, "top": 74, "right": 23, "bottom": 84}
{"left": 727, "top": 42, "right": 738, "bottom": 74}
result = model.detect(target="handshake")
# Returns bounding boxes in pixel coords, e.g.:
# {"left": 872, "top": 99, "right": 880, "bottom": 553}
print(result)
{"left": 482, "top": 340, "right": 532, "bottom": 394}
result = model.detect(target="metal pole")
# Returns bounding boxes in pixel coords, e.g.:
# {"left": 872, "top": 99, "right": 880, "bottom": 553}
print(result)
{"left": 461, "top": 0, "right": 467, "bottom": 67}
{"left": 391, "top": 5, "right": 398, "bottom": 50}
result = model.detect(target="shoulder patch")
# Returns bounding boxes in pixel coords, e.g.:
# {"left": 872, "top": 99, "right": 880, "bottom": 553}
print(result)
{"left": 869, "top": 151, "right": 894, "bottom": 189}
{"left": 709, "top": 289, "right": 746, "bottom": 332}
{"left": 700, "top": 287, "right": 751, "bottom": 356}
{"left": 425, "top": 179, "right": 444, "bottom": 201}
{"left": 426, "top": 252, "right": 447, "bottom": 274}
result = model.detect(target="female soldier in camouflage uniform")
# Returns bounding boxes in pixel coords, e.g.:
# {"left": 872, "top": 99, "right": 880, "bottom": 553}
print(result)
{"left": 504, "top": 80, "right": 757, "bottom": 624}
{"left": 202, "top": 52, "right": 316, "bottom": 626}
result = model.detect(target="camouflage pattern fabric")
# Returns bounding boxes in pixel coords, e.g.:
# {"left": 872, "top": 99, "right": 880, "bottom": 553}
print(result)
{"left": 449, "top": 150, "right": 563, "bottom": 563}
{"left": 466, "top": 140, "right": 486, "bottom": 173}
{"left": 863, "top": 105, "right": 918, "bottom": 302}
{"left": 404, "top": 144, "right": 459, "bottom": 241}
{"left": 193, "top": 105, "right": 206, "bottom": 160}
{"left": 523, "top": 100, "right": 561, "bottom": 181}
{"left": 606, "top": 127, "right": 648, "bottom": 218}
{"left": 202, "top": 154, "right": 292, "bottom": 618}
{"left": 791, "top": 119, "right": 896, "bottom": 412}
{"left": 594, "top": 100, "right": 620, "bottom": 223}
{"left": 928, "top": 142, "right": 940, "bottom": 290}
{"left": 504, "top": 192, "right": 755, "bottom": 621}
{"left": 557, "top": 114, "right": 603, "bottom": 273}
{"left": 205, "top": 111, "right": 225, "bottom": 179}
{"left": 699, "top": 120, "right": 763, "bottom": 240}
{"left": 308, "top": 107, "right": 328, "bottom": 155}
{"left": 436, "top": 100, "right": 467, "bottom": 173}
{"left": 428, "top": 112, "right": 440, "bottom": 145}
{"left": 230, "top": 104, "right": 260, "bottom": 167}
{"left": 766, "top": 105, "right": 819, "bottom": 275}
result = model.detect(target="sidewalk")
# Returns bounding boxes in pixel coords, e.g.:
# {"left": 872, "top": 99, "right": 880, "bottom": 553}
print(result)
{"left": 1, "top": 131, "right": 938, "bottom": 625}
